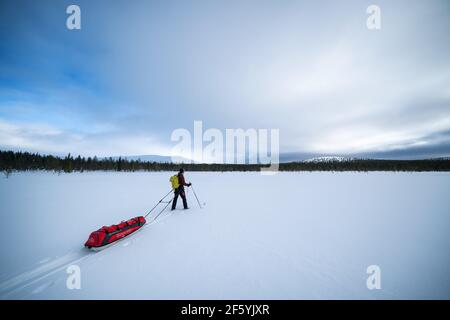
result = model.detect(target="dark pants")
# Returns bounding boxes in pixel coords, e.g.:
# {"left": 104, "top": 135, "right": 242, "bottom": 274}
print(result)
{"left": 172, "top": 186, "right": 188, "bottom": 210}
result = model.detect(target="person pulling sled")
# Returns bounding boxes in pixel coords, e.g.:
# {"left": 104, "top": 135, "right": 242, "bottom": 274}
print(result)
{"left": 170, "top": 168, "right": 191, "bottom": 210}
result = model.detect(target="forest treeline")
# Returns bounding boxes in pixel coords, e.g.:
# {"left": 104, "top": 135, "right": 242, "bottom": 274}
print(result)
{"left": 1, "top": 150, "right": 450, "bottom": 173}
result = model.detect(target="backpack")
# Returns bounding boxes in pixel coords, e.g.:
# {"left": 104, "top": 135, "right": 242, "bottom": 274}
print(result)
{"left": 170, "top": 174, "right": 179, "bottom": 189}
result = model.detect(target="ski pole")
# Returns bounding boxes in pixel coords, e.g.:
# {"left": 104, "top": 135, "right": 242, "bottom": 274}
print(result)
{"left": 144, "top": 189, "right": 173, "bottom": 218}
{"left": 191, "top": 185, "right": 202, "bottom": 209}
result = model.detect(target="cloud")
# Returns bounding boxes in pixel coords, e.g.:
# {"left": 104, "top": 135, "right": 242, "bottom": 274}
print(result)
{"left": 0, "top": 118, "right": 170, "bottom": 157}
{"left": 0, "top": 0, "right": 450, "bottom": 158}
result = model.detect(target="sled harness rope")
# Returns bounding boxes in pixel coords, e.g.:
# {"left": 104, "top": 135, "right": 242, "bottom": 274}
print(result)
{"left": 144, "top": 189, "right": 173, "bottom": 221}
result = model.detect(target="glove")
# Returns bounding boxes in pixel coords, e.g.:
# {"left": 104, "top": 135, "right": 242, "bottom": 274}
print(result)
{"left": 188, "top": 183, "right": 192, "bottom": 187}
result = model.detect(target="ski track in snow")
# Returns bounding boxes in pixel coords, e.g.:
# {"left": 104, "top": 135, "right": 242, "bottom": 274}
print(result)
{"left": 0, "top": 204, "right": 179, "bottom": 299}
{"left": 0, "top": 250, "right": 90, "bottom": 298}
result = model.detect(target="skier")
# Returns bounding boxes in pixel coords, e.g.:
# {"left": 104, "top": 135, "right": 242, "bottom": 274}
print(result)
{"left": 171, "top": 168, "right": 191, "bottom": 210}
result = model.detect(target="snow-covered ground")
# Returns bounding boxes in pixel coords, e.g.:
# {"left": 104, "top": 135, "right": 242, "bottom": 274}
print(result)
{"left": 0, "top": 171, "right": 449, "bottom": 299}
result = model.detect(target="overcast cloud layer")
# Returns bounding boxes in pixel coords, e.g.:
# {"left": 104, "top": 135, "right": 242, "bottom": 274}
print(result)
{"left": 0, "top": 0, "right": 449, "bottom": 159}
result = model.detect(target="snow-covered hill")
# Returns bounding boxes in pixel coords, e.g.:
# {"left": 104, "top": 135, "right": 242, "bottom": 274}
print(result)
{"left": 303, "top": 156, "right": 355, "bottom": 163}
{"left": 0, "top": 171, "right": 449, "bottom": 299}
{"left": 107, "top": 155, "right": 193, "bottom": 163}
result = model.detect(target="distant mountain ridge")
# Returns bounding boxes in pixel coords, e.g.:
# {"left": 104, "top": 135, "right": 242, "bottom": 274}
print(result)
{"left": 106, "top": 153, "right": 450, "bottom": 164}
{"left": 302, "top": 156, "right": 355, "bottom": 163}
{"left": 107, "top": 155, "right": 193, "bottom": 163}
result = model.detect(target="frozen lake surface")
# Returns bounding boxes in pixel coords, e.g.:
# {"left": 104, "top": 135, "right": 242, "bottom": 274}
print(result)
{"left": 0, "top": 171, "right": 449, "bottom": 299}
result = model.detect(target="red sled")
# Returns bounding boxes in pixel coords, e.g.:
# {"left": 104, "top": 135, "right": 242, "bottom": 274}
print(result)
{"left": 84, "top": 216, "right": 146, "bottom": 250}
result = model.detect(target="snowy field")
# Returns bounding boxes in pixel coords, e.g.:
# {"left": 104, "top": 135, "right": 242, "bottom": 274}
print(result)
{"left": 0, "top": 171, "right": 449, "bottom": 299}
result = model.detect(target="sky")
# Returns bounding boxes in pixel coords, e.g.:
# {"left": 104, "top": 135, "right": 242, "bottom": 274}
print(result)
{"left": 0, "top": 0, "right": 449, "bottom": 160}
